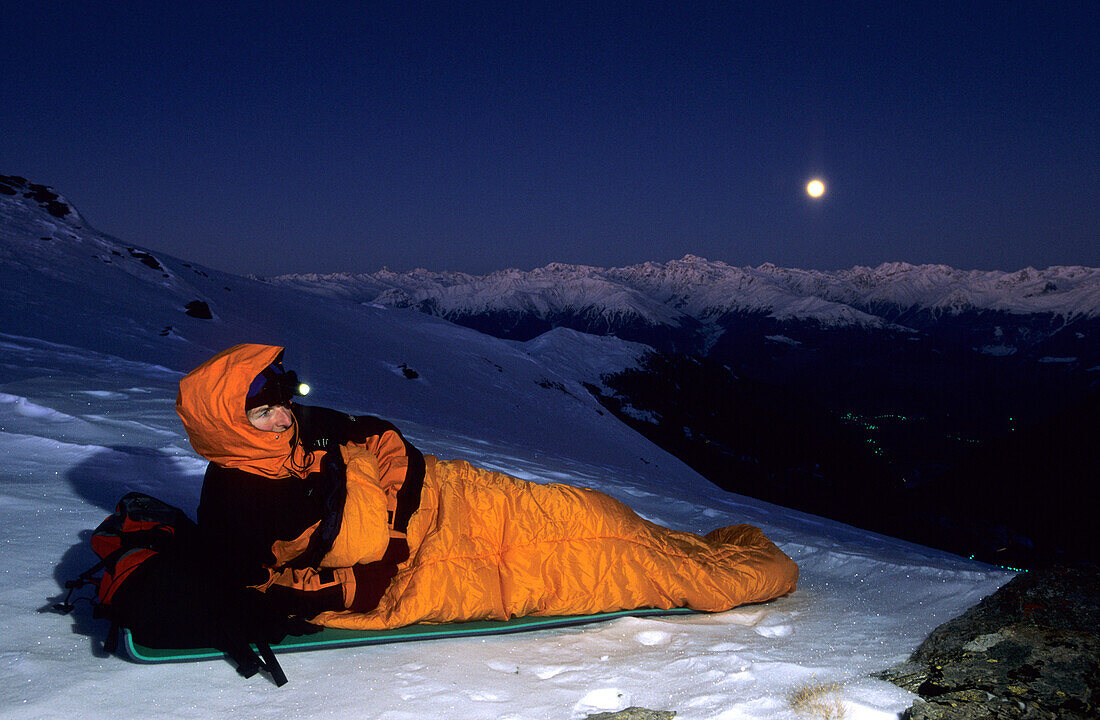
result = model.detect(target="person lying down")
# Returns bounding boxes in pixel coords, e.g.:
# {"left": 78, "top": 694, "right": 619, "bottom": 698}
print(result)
{"left": 175, "top": 343, "right": 798, "bottom": 631}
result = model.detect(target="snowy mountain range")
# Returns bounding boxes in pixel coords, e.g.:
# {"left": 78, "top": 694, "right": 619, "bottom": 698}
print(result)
{"left": 1, "top": 175, "right": 1017, "bottom": 719}
{"left": 267, "top": 256, "right": 1100, "bottom": 366}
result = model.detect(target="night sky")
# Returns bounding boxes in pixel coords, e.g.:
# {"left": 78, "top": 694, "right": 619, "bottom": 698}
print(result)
{"left": 4, "top": 2, "right": 1097, "bottom": 276}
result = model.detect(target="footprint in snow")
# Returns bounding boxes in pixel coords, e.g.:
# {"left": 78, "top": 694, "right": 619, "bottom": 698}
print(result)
{"left": 466, "top": 690, "right": 506, "bottom": 702}
{"left": 487, "top": 659, "right": 520, "bottom": 674}
{"left": 634, "top": 629, "right": 673, "bottom": 646}
{"left": 753, "top": 623, "right": 793, "bottom": 638}
{"left": 575, "top": 687, "right": 628, "bottom": 714}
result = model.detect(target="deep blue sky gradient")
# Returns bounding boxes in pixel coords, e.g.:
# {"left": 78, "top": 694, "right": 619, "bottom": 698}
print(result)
{"left": 4, "top": 2, "right": 1097, "bottom": 275}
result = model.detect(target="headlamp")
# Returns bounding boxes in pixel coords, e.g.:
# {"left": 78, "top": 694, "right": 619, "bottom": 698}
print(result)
{"left": 245, "top": 362, "right": 311, "bottom": 409}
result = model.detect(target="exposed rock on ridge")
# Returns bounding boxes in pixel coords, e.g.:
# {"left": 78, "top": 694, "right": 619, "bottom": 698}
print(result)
{"left": 880, "top": 564, "right": 1100, "bottom": 719}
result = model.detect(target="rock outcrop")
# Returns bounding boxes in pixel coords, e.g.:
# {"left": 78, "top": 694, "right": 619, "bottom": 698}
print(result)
{"left": 880, "top": 564, "right": 1099, "bottom": 719}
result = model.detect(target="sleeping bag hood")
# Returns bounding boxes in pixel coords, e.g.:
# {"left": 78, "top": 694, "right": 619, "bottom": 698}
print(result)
{"left": 176, "top": 343, "right": 322, "bottom": 479}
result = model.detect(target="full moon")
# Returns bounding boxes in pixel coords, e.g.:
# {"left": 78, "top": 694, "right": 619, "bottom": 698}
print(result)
{"left": 806, "top": 179, "right": 826, "bottom": 198}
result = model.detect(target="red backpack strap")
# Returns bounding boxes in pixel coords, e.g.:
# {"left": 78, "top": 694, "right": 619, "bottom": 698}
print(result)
{"left": 96, "top": 548, "right": 158, "bottom": 605}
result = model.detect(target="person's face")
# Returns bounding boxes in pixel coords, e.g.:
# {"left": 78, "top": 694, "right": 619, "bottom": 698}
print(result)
{"left": 246, "top": 404, "right": 293, "bottom": 433}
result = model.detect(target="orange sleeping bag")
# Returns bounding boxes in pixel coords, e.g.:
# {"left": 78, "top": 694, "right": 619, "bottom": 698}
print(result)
{"left": 177, "top": 343, "right": 798, "bottom": 630}
{"left": 314, "top": 456, "right": 798, "bottom": 629}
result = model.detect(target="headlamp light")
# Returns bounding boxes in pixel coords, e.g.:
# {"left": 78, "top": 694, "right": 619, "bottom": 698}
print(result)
{"left": 246, "top": 363, "right": 311, "bottom": 409}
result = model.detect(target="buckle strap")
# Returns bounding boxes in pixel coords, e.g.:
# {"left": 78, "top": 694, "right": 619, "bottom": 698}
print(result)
{"left": 224, "top": 635, "right": 289, "bottom": 687}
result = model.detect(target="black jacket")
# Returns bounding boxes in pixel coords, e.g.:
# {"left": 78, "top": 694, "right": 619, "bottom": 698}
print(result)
{"left": 196, "top": 404, "right": 424, "bottom": 587}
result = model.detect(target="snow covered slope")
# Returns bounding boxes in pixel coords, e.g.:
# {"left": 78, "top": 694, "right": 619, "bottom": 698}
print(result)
{"left": 0, "top": 178, "right": 1010, "bottom": 720}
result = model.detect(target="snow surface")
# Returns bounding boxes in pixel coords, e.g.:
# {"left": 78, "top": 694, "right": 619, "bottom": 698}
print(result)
{"left": 0, "top": 186, "right": 1012, "bottom": 719}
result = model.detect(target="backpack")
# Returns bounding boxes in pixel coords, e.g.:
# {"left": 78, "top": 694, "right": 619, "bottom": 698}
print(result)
{"left": 54, "top": 492, "right": 292, "bottom": 686}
